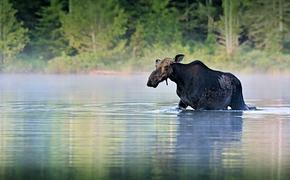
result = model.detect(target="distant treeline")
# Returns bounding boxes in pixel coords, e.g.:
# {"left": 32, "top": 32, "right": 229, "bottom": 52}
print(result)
{"left": 1, "top": 0, "right": 290, "bottom": 73}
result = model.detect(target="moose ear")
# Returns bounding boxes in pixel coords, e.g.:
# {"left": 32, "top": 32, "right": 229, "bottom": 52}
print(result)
{"left": 174, "top": 54, "right": 184, "bottom": 63}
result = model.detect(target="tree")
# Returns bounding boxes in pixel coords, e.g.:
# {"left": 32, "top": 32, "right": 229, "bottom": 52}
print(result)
{"left": 34, "top": 0, "right": 67, "bottom": 60}
{"left": 128, "top": 0, "right": 181, "bottom": 57}
{"left": 0, "top": 0, "right": 28, "bottom": 64}
{"left": 130, "top": 22, "right": 146, "bottom": 58}
{"left": 243, "top": 0, "right": 290, "bottom": 51}
{"left": 61, "top": 0, "right": 127, "bottom": 54}
{"left": 143, "top": 0, "right": 181, "bottom": 45}
{"left": 177, "top": 0, "right": 219, "bottom": 43}
{"left": 216, "top": 0, "right": 241, "bottom": 55}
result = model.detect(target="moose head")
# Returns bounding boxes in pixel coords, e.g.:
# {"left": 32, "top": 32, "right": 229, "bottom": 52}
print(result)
{"left": 147, "top": 54, "right": 184, "bottom": 88}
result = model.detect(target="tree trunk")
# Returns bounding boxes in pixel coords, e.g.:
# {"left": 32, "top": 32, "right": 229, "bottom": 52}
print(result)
{"left": 279, "top": 0, "right": 283, "bottom": 33}
{"left": 278, "top": 0, "right": 284, "bottom": 45}
{"left": 224, "top": 0, "right": 231, "bottom": 54}
{"left": 229, "top": 0, "right": 233, "bottom": 54}
{"left": 223, "top": 0, "right": 239, "bottom": 55}
{"left": 91, "top": 31, "right": 97, "bottom": 53}
{"left": 0, "top": 3, "right": 4, "bottom": 65}
{"left": 0, "top": 53, "right": 4, "bottom": 65}
{"left": 207, "top": 0, "right": 214, "bottom": 34}
{"left": 69, "top": 0, "right": 73, "bottom": 13}
{"left": 0, "top": 16, "right": 5, "bottom": 65}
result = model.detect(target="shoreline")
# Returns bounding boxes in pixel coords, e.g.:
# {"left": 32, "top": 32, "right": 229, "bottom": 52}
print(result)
{"left": 0, "top": 70, "right": 149, "bottom": 76}
{"left": 2, "top": 69, "right": 290, "bottom": 76}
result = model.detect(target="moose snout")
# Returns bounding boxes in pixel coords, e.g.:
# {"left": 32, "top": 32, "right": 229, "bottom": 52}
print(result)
{"left": 147, "top": 79, "right": 157, "bottom": 88}
{"left": 147, "top": 80, "right": 151, "bottom": 87}
{"left": 147, "top": 79, "right": 153, "bottom": 87}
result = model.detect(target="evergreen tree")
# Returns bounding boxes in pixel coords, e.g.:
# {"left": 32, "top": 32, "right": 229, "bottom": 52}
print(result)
{"left": 216, "top": 0, "right": 241, "bottom": 55}
{"left": 0, "top": 0, "right": 28, "bottom": 64}
{"left": 177, "top": 0, "right": 219, "bottom": 43}
{"left": 130, "top": 22, "right": 146, "bottom": 58}
{"left": 34, "top": 0, "right": 67, "bottom": 60}
{"left": 140, "top": 0, "right": 181, "bottom": 46}
{"left": 243, "top": 0, "right": 290, "bottom": 51}
{"left": 128, "top": 0, "right": 181, "bottom": 57}
{"left": 61, "top": 0, "right": 127, "bottom": 54}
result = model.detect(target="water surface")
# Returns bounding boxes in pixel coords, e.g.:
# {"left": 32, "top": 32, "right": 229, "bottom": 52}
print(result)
{"left": 1, "top": 74, "right": 290, "bottom": 180}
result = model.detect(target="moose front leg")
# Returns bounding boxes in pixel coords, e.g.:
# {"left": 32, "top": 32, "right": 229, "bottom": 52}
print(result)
{"left": 178, "top": 100, "right": 188, "bottom": 110}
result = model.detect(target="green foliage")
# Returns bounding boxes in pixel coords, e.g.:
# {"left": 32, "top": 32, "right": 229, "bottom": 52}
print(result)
{"left": 33, "top": 0, "right": 67, "bottom": 60}
{"left": 243, "top": 0, "right": 290, "bottom": 51}
{"left": 130, "top": 22, "right": 146, "bottom": 58}
{"left": 47, "top": 49, "right": 131, "bottom": 73}
{"left": 2, "top": 0, "right": 290, "bottom": 73}
{"left": 2, "top": 55, "right": 46, "bottom": 73}
{"left": 147, "top": 0, "right": 181, "bottom": 45}
{"left": 178, "top": 0, "right": 218, "bottom": 42}
{"left": 0, "top": 0, "right": 28, "bottom": 64}
{"left": 61, "top": 0, "right": 127, "bottom": 54}
{"left": 216, "top": 0, "right": 241, "bottom": 55}
{"left": 129, "top": 0, "right": 181, "bottom": 54}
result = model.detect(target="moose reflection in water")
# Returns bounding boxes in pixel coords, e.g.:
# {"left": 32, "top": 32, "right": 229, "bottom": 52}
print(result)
{"left": 175, "top": 111, "right": 243, "bottom": 179}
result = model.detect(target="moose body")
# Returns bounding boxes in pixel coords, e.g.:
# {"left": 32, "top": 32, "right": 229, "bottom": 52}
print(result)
{"left": 147, "top": 54, "right": 252, "bottom": 110}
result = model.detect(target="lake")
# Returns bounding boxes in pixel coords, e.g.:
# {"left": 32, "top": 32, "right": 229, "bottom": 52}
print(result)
{"left": 1, "top": 74, "right": 290, "bottom": 180}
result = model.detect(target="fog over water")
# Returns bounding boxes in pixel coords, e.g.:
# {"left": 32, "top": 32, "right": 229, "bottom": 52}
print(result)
{"left": 0, "top": 74, "right": 290, "bottom": 180}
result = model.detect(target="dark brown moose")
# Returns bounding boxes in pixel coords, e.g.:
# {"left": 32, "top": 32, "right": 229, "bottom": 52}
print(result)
{"left": 147, "top": 54, "right": 254, "bottom": 110}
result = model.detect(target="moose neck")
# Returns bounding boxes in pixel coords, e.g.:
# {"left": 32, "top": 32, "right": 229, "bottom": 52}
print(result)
{"left": 168, "top": 63, "right": 188, "bottom": 86}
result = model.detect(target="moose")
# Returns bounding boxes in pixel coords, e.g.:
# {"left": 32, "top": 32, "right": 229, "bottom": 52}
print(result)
{"left": 147, "top": 54, "right": 254, "bottom": 110}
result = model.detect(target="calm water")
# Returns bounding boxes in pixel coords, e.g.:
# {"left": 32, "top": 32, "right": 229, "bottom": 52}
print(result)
{"left": 1, "top": 74, "right": 290, "bottom": 180}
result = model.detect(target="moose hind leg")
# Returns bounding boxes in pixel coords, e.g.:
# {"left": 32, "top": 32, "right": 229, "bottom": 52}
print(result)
{"left": 230, "top": 102, "right": 247, "bottom": 110}
{"left": 230, "top": 80, "right": 248, "bottom": 110}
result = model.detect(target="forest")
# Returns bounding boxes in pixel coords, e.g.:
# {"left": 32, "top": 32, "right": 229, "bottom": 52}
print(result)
{"left": 1, "top": 0, "right": 290, "bottom": 73}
